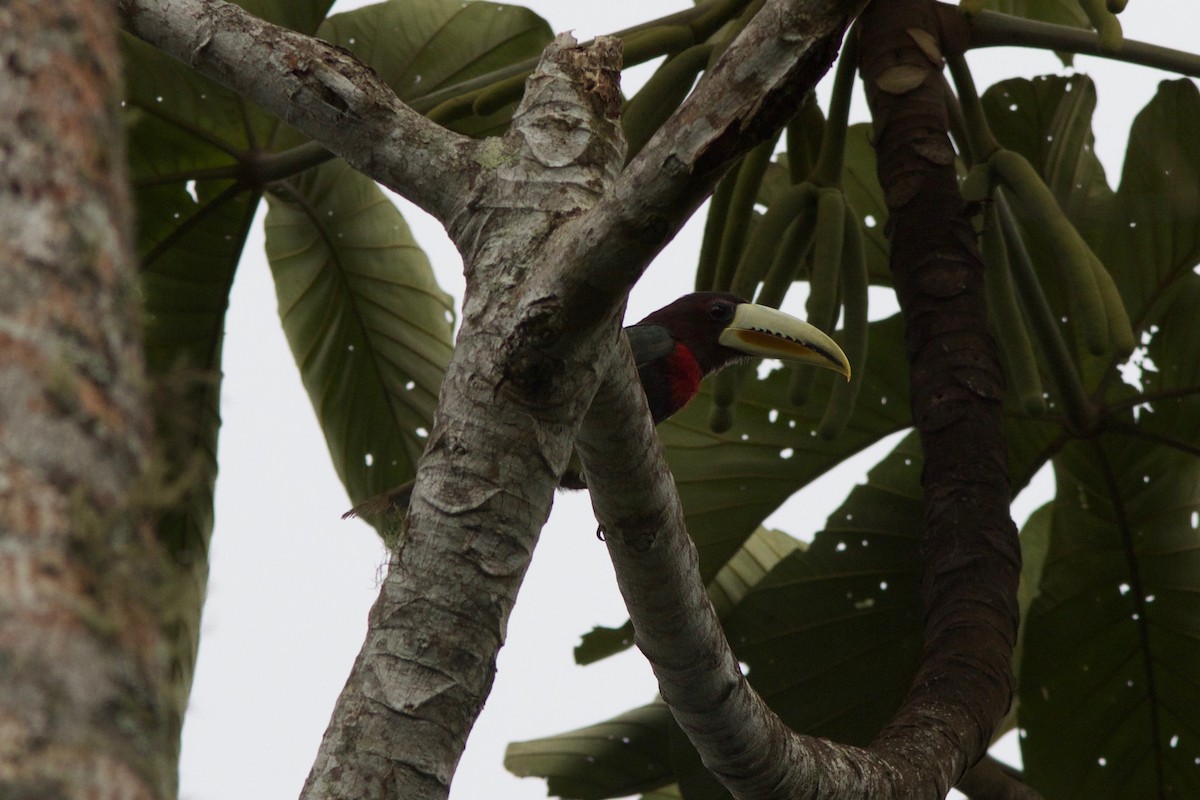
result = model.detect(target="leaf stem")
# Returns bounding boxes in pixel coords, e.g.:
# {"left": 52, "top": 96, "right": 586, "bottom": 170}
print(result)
{"left": 944, "top": 52, "right": 998, "bottom": 162}
{"left": 966, "top": 8, "right": 1200, "bottom": 77}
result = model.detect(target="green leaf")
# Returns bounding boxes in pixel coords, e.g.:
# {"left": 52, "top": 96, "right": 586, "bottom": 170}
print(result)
{"left": 982, "top": 75, "right": 1112, "bottom": 212}
{"left": 505, "top": 703, "right": 675, "bottom": 800}
{"left": 1013, "top": 502, "right": 1052, "bottom": 680}
{"left": 721, "top": 435, "right": 925, "bottom": 745}
{"left": 708, "top": 527, "right": 806, "bottom": 617}
{"left": 1019, "top": 440, "right": 1200, "bottom": 800}
{"left": 976, "top": 72, "right": 1200, "bottom": 800}
{"left": 235, "top": 0, "right": 335, "bottom": 35}
{"left": 319, "top": 0, "right": 553, "bottom": 135}
{"left": 1089, "top": 79, "right": 1200, "bottom": 332}
{"left": 123, "top": 31, "right": 270, "bottom": 749}
{"left": 984, "top": 76, "right": 1200, "bottom": 402}
{"left": 575, "top": 620, "right": 636, "bottom": 666}
{"left": 264, "top": 160, "right": 454, "bottom": 538}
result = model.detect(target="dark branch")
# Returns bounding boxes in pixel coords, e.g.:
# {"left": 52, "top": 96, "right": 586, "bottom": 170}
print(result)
{"left": 860, "top": 0, "right": 1021, "bottom": 789}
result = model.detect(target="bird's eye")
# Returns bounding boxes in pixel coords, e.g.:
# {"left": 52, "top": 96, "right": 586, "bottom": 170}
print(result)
{"left": 709, "top": 302, "right": 734, "bottom": 322}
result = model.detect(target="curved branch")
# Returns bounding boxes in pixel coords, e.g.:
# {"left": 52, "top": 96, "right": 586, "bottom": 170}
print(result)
{"left": 117, "top": 0, "right": 480, "bottom": 223}
{"left": 576, "top": 339, "right": 901, "bottom": 798}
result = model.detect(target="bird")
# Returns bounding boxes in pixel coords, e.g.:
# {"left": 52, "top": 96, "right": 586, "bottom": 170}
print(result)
{"left": 343, "top": 292, "right": 850, "bottom": 518}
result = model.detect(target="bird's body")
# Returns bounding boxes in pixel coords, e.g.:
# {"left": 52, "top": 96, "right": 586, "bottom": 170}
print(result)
{"left": 628, "top": 327, "right": 703, "bottom": 423}
{"left": 344, "top": 292, "right": 849, "bottom": 518}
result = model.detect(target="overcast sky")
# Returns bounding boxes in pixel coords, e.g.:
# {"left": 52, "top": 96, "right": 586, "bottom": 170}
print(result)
{"left": 175, "top": 3, "right": 1199, "bottom": 799}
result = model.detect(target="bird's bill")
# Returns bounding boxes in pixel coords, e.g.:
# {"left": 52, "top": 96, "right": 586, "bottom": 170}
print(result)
{"left": 718, "top": 303, "right": 852, "bottom": 380}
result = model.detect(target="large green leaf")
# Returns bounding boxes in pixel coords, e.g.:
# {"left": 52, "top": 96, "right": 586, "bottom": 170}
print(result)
{"left": 319, "top": 0, "right": 553, "bottom": 136}
{"left": 719, "top": 435, "right": 925, "bottom": 747}
{"left": 1020, "top": 438, "right": 1200, "bottom": 800}
{"left": 981, "top": 77, "right": 1200, "bottom": 798}
{"left": 505, "top": 703, "right": 675, "bottom": 800}
{"left": 264, "top": 160, "right": 454, "bottom": 536}
{"left": 1088, "top": 79, "right": 1200, "bottom": 340}
{"left": 982, "top": 74, "right": 1112, "bottom": 212}
{"left": 123, "top": 29, "right": 274, "bottom": 752}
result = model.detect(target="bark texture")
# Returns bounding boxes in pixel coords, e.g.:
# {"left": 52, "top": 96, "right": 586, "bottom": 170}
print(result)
{"left": 860, "top": 0, "right": 1021, "bottom": 785}
{"left": 300, "top": 35, "right": 629, "bottom": 800}
{"left": 0, "top": 2, "right": 173, "bottom": 798}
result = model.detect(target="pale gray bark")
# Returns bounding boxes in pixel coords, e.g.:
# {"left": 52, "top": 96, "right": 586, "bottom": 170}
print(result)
{"left": 299, "top": 36, "right": 630, "bottom": 800}
{"left": 0, "top": 2, "right": 174, "bottom": 798}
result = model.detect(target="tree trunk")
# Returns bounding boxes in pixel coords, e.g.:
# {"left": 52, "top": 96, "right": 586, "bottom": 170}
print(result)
{"left": 859, "top": 0, "right": 1021, "bottom": 785}
{"left": 0, "top": 2, "right": 175, "bottom": 798}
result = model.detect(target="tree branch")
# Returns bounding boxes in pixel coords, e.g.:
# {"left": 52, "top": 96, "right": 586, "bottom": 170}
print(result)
{"left": 860, "top": 0, "right": 1020, "bottom": 786}
{"left": 577, "top": 343, "right": 905, "bottom": 798}
{"left": 534, "top": 0, "right": 866, "bottom": 335}
{"left": 576, "top": 1, "right": 1025, "bottom": 796}
{"left": 299, "top": 35, "right": 630, "bottom": 800}
{"left": 117, "top": 0, "right": 480, "bottom": 223}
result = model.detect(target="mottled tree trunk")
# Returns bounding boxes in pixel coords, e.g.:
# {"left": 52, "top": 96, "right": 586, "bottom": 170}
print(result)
{"left": 859, "top": 0, "right": 1021, "bottom": 783}
{"left": 0, "top": 2, "right": 175, "bottom": 797}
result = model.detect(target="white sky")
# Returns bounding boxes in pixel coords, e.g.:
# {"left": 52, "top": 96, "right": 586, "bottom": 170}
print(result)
{"left": 177, "top": 3, "right": 1199, "bottom": 799}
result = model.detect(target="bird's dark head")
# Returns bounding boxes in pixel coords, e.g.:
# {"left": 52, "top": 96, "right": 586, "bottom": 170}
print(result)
{"left": 638, "top": 292, "right": 851, "bottom": 379}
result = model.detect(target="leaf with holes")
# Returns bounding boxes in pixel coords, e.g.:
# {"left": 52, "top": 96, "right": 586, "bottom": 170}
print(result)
{"left": 1020, "top": 440, "right": 1200, "bottom": 799}
{"left": 505, "top": 703, "right": 676, "bottom": 800}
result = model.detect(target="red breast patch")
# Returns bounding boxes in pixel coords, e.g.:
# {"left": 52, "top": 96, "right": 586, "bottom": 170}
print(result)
{"left": 665, "top": 343, "right": 703, "bottom": 416}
